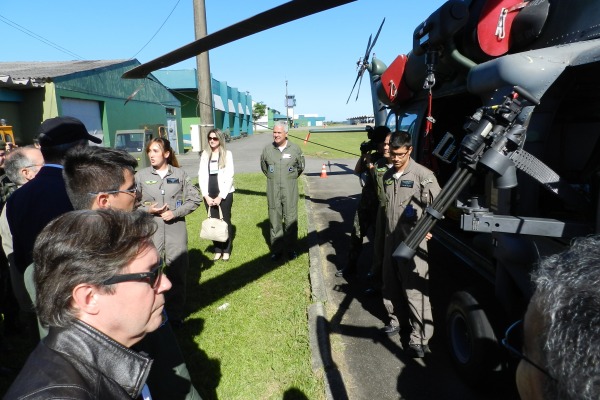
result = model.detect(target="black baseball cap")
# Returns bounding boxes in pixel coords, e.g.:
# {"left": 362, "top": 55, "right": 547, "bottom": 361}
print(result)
{"left": 38, "top": 116, "right": 102, "bottom": 147}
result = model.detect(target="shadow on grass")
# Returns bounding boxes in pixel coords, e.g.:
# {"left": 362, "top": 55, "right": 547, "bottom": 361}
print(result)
{"left": 190, "top": 233, "right": 310, "bottom": 310}
{"left": 174, "top": 317, "right": 222, "bottom": 400}
{"left": 179, "top": 221, "right": 312, "bottom": 398}
{"left": 283, "top": 387, "right": 310, "bottom": 399}
{"left": 174, "top": 249, "right": 222, "bottom": 400}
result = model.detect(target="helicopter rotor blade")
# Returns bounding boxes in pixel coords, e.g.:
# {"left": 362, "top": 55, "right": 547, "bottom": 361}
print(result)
{"left": 362, "top": 34, "right": 373, "bottom": 63}
{"left": 346, "top": 18, "right": 385, "bottom": 103}
{"left": 367, "top": 18, "right": 385, "bottom": 56}
{"left": 346, "top": 72, "right": 362, "bottom": 104}
{"left": 123, "top": 0, "right": 356, "bottom": 79}
{"left": 355, "top": 70, "right": 365, "bottom": 101}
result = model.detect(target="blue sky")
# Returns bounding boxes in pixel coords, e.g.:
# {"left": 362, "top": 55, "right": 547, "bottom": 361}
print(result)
{"left": 1, "top": 0, "right": 446, "bottom": 121}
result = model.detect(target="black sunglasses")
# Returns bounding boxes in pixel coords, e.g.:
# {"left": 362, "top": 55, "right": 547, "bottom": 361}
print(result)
{"left": 501, "top": 320, "right": 557, "bottom": 381}
{"left": 103, "top": 262, "right": 164, "bottom": 289}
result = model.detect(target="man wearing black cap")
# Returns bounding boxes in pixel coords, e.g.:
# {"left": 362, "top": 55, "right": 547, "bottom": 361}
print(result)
{"left": 5, "top": 117, "right": 100, "bottom": 329}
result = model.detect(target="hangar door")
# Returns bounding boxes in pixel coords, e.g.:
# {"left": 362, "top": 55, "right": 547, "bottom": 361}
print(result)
{"left": 61, "top": 98, "right": 104, "bottom": 144}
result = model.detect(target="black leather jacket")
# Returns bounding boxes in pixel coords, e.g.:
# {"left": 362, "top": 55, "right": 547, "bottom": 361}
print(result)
{"left": 4, "top": 320, "right": 153, "bottom": 399}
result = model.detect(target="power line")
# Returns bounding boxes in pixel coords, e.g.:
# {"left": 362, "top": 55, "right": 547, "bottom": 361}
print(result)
{"left": 130, "top": 0, "right": 183, "bottom": 60}
{"left": 0, "top": 14, "right": 84, "bottom": 60}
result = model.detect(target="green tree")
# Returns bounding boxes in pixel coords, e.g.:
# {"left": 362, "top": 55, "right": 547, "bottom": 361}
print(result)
{"left": 253, "top": 102, "right": 267, "bottom": 120}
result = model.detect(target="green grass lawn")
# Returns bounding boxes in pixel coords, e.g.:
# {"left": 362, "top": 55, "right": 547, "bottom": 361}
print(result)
{"left": 178, "top": 173, "right": 322, "bottom": 400}
{"left": 0, "top": 134, "right": 364, "bottom": 398}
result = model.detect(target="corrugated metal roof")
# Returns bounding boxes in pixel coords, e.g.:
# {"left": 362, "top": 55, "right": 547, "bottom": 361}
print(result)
{"left": 0, "top": 60, "right": 133, "bottom": 88}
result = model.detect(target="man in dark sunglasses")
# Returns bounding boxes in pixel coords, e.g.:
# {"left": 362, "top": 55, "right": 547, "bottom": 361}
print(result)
{"left": 5, "top": 209, "right": 172, "bottom": 399}
{"left": 61, "top": 145, "right": 201, "bottom": 400}
{"left": 506, "top": 235, "right": 600, "bottom": 400}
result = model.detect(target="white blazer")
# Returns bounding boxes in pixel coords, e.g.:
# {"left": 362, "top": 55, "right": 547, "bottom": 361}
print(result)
{"left": 198, "top": 150, "right": 235, "bottom": 199}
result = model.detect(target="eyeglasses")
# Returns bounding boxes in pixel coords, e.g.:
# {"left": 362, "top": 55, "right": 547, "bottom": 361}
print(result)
{"left": 23, "top": 163, "right": 44, "bottom": 169}
{"left": 88, "top": 187, "right": 139, "bottom": 197}
{"left": 502, "top": 320, "right": 556, "bottom": 381}
{"left": 103, "top": 262, "right": 164, "bottom": 289}
{"left": 208, "top": 136, "right": 219, "bottom": 141}
{"left": 390, "top": 151, "right": 410, "bottom": 159}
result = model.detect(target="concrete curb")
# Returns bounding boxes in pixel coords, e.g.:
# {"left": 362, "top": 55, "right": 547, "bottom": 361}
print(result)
{"left": 304, "top": 178, "right": 340, "bottom": 400}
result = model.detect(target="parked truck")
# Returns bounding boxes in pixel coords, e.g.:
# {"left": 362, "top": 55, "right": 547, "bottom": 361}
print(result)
{"left": 114, "top": 128, "right": 154, "bottom": 169}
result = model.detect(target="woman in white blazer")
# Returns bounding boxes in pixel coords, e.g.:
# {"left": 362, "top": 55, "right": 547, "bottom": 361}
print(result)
{"left": 198, "top": 129, "right": 235, "bottom": 260}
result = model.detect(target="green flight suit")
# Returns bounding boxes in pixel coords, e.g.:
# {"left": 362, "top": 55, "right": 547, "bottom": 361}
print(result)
{"left": 346, "top": 151, "right": 382, "bottom": 272}
{"left": 260, "top": 140, "right": 305, "bottom": 254}
{"left": 370, "top": 157, "right": 391, "bottom": 283}
{"left": 382, "top": 161, "right": 441, "bottom": 346}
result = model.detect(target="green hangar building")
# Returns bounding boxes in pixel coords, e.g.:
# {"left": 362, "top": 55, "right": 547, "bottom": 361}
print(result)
{"left": 0, "top": 60, "right": 184, "bottom": 151}
{"left": 153, "top": 69, "right": 253, "bottom": 151}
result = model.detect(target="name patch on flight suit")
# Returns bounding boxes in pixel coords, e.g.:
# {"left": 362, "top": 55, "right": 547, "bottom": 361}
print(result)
{"left": 283, "top": 154, "right": 291, "bottom": 159}
{"left": 400, "top": 180, "right": 414, "bottom": 188}
{"left": 166, "top": 178, "right": 180, "bottom": 184}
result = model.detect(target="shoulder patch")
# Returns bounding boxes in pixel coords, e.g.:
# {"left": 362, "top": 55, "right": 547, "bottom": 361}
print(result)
{"left": 421, "top": 178, "right": 434, "bottom": 186}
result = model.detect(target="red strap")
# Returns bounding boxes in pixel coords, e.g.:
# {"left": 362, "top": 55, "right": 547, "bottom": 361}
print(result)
{"left": 425, "top": 91, "right": 433, "bottom": 134}
{"left": 422, "top": 90, "right": 438, "bottom": 172}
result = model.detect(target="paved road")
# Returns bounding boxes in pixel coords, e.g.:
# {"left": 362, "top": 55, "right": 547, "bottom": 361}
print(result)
{"left": 177, "top": 130, "right": 327, "bottom": 177}
{"left": 178, "top": 133, "right": 519, "bottom": 400}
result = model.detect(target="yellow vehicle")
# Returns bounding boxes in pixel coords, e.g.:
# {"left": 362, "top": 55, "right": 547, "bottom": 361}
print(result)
{"left": 0, "top": 124, "right": 15, "bottom": 145}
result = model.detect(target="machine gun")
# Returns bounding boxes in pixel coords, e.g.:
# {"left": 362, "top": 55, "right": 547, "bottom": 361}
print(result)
{"left": 393, "top": 85, "right": 592, "bottom": 263}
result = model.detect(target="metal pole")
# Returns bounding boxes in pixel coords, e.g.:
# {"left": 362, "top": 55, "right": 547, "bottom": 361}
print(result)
{"left": 285, "top": 80, "right": 289, "bottom": 129}
{"left": 193, "top": 0, "right": 214, "bottom": 153}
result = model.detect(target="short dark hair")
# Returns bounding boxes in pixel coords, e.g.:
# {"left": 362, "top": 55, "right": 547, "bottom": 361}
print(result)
{"left": 390, "top": 130, "right": 412, "bottom": 149}
{"left": 63, "top": 146, "right": 138, "bottom": 210}
{"left": 33, "top": 209, "right": 157, "bottom": 327}
{"left": 368, "top": 125, "right": 391, "bottom": 144}
{"left": 531, "top": 234, "right": 600, "bottom": 399}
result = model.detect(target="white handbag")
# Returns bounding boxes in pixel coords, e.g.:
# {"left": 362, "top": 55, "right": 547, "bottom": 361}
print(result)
{"left": 199, "top": 206, "right": 229, "bottom": 242}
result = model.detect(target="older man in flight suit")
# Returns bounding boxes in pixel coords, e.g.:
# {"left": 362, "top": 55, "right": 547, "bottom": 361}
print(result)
{"left": 381, "top": 130, "right": 441, "bottom": 358}
{"left": 260, "top": 122, "right": 305, "bottom": 261}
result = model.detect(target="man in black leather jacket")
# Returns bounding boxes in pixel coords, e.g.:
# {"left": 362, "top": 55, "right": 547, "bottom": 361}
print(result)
{"left": 4, "top": 209, "right": 172, "bottom": 399}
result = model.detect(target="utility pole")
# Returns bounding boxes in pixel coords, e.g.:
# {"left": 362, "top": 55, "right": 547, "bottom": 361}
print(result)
{"left": 193, "top": 0, "right": 214, "bottom": 152}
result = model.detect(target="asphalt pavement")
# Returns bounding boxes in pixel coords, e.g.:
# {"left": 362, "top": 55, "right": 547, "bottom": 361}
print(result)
{"left": 176, "top": 132, "right": 518, "bottom": 400}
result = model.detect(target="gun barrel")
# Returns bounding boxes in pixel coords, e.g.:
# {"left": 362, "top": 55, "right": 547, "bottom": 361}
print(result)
{"left": 393, "top": 167, "right": 473, "bottom": 262}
